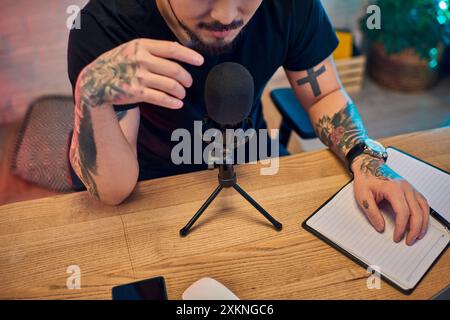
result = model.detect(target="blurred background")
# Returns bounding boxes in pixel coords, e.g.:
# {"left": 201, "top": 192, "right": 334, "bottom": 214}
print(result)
{"left": 0, "top": 0, "right": 449, "bottom": 205}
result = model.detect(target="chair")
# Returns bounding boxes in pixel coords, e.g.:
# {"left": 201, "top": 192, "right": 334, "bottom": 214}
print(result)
{"left": 11, "top": 95, "right": 74, "bottom": 192}
{"left": 269, "top": 88, "right": 316, "bottom": 148}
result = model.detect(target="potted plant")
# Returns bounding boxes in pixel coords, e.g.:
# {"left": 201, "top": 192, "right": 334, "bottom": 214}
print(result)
{"left": 360, "top": 0, "right": 450, "bottom": 92}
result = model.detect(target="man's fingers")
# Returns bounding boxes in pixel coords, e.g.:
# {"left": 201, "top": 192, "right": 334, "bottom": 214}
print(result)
{"left": 385, "top": 189, "right": 410, "bottom": 243}
{"left": 415, "top": 191, "right": 430, "bottom": 240}
{"left": 143, "top": 54, "right": 194, "bottom": 88}
{"left": 139, "top": 87, "right": 183, "bottom": 109}
{"left": 357, "top": 189, "right": 385, "bottom": 232}
{"left": 142, "top": 40, "right": 204, "bottom": 66}
{"left": 404, "top": 186, "right": 423, "bottom": 246}
{"left": 137, "top": 71, "right": 186, "bottom": 100}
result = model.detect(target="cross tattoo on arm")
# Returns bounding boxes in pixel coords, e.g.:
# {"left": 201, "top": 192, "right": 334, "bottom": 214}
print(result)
{"left": 296, "top": 65, "right": 327, "bottom": 97}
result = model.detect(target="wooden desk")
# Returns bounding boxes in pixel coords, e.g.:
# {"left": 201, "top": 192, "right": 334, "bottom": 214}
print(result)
{"left": 0, "top": 128, "right": 449, "bottom": 300}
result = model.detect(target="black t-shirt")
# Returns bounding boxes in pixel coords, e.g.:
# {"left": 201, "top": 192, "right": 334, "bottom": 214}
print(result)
{"left": 67, "top": 0, "right": 338, "bottom": 190}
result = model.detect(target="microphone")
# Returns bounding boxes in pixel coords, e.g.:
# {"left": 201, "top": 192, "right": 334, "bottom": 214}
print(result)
{"left": 205, "top": 62, "right": 254, "bottom": 127}
{"left": 202, "top": 62, "right": 256, "bottom": 161}
{"left": 179, "top": 62, "right": 283, "bottom": 237}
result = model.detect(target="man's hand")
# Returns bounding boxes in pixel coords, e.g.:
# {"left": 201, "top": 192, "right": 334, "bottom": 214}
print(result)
{"left": 70, "top": 39, "right": 204, "bottom": 204}
{"left": 76, "top": 39, "right": 204, "bottom": 109}
{"left": 352, "top": 154, "right": 430, "bottom": 246}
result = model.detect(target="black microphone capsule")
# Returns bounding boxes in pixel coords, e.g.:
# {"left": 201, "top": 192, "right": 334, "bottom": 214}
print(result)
{"left": 205, "top": 62, "right": 254, "bottom": 126}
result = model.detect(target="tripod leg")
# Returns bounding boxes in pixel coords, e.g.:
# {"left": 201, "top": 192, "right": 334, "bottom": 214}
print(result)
{"left": 180, "top": 185, "right": 224, "bottom": 237}
{"left": 233, "top": 184, "right": 282, "bottom": 231}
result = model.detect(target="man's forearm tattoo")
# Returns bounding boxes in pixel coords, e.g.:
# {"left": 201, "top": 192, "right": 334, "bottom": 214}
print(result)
{"left": 358, "top": 155, "right": 400, "bottom": 181}
{"left": 296, "top": 65, "right": 326, "bottom": 97}
{"left": 78, "top": 41, "right": 139, "bottom": 108}
{"left": 315, "top": 102, "right": 368, "bottom": 159}
{"left": 70, "top": 101, "right": 99, "bottom": 199}
{"left": 70, "top": 42, "right": 140, "bottom": 198}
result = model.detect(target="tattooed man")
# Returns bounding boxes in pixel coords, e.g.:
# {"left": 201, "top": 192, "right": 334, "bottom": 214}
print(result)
{"left": 68, "top": 0, "right": 430, "bottom": 245}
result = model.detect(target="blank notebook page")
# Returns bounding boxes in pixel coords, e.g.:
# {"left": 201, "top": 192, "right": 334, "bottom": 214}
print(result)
{"left": 306, "top": 149, "right": 449, "bottom": 290}
{"left": 386, "top": 148, "right": 450, "bottom": 223}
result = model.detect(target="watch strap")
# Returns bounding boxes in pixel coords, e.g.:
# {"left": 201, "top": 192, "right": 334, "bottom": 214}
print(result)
{"left": 346, "top": 142, "right": 366, "bottom": 173}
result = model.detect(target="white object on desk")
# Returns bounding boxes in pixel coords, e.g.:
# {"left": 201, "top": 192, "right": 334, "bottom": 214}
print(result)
{"left": 182, "top": 277, "right": 240, "bottom": 300}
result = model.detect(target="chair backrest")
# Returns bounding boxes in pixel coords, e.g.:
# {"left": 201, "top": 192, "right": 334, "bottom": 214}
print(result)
{"left": 11, "top": 95, "right": 74, "bottom": 192}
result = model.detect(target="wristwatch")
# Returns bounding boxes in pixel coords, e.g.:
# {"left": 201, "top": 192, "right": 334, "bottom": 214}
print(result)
{"left": 346, "top": 139, "right": 388, "bottom": 173}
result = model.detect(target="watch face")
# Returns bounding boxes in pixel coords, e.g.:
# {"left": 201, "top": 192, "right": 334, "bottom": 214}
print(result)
{"left": 365, "top": 139, "right": 386, "bottom": 154}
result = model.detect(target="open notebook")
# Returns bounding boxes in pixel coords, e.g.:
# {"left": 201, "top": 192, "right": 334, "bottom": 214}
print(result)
{"left": 303, "top": 147, "right": 450, "bottom": 294}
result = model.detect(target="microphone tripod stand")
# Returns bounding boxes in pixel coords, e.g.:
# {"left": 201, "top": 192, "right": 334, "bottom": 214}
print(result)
{"left": 180, "top": 144, "right": 283, "bottom": 237}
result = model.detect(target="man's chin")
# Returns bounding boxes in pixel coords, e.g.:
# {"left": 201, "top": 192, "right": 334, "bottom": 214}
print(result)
{"left": 190, "top": 40, "right": 235, "bottom": 56}
{"left": 183, "top": 27, "right": 243, "bottom": 56}
{"left": 202, "top": 28, "right": 240, "bottom": 42}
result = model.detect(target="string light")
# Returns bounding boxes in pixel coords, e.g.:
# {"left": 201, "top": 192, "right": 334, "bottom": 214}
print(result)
{"left": 429, "top": 48, "right": 438, "bottom": 57}
{"left": 438, "top": 0, "right": 448, "bottom": 10}
{"left": 429, "top": 59, "right": 438, "bottom": 69}
{"left": 437, "top": 15, "right": 447, "bottom": 24}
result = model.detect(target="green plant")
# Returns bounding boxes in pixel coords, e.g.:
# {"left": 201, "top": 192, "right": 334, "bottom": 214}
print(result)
{"left": 361, "top": 0, "right": 450, "bottom": 63}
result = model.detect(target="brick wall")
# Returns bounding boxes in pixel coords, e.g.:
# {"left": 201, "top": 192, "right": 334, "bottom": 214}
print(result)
{"left": 0, "top": 0, "right": 88, "bottom": 123}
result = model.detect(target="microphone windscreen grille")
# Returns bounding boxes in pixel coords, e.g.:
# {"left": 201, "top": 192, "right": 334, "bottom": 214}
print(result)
{"left": 205, "top": 62, "right": 254, "bottom": 126}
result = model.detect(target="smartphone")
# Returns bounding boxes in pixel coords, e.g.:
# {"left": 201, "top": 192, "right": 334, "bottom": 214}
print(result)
{"left": 432, "top": 285, "right": 450, "bottom": 300}
{"left": 112, "top": 276, "right": 168, "bottom": 300}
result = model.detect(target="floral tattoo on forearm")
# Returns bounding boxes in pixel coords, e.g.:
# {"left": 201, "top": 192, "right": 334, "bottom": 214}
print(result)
{"left": 70, "top": 42, "right": 139, "bottom": 198}
{"left": 316, "top": 103, "right": 402, "bottom": 211}
{"left": 315, "top": 102, "right": 368, "bottom": 160}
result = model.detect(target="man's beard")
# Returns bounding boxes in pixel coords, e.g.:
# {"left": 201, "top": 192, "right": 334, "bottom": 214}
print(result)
{"left": 182, "top": 21, "right": 245, "bottom": 56}
{"left": 166, "top": 0, "right": 244, "bottom": 56}
{"left": 183, "top": 27, "right": 242, "bottom": 56}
